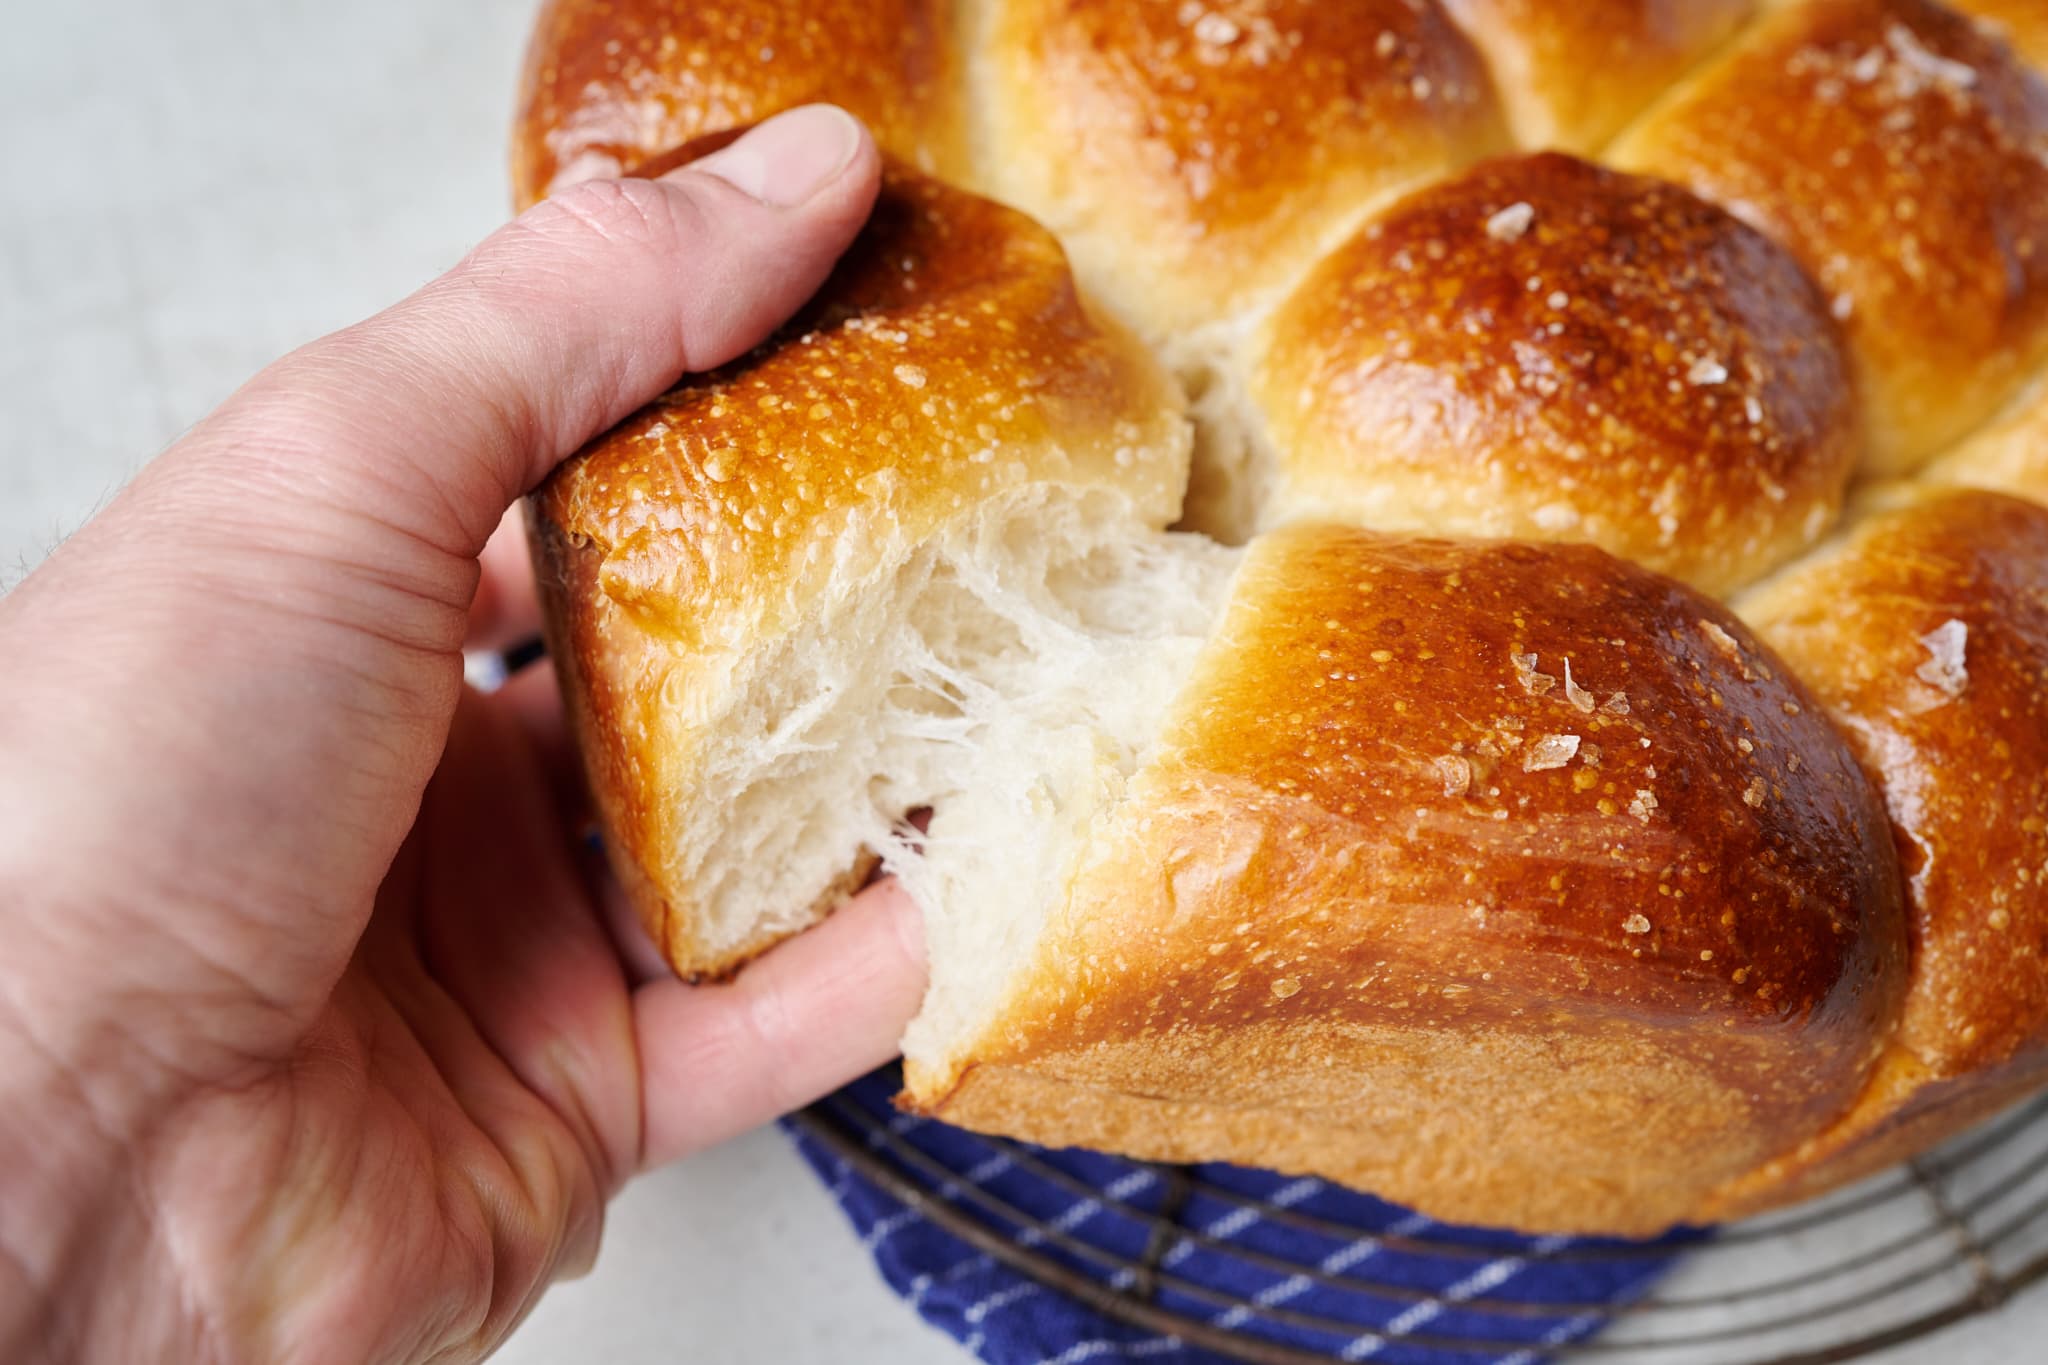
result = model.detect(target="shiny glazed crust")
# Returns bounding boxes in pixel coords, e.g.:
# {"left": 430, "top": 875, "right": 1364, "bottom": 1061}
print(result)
{"left": 1609, "top": 0, "right": 2048, "bottom": 473}
{"left": 516, "top": 0, "right": 2048, "bottom": 1231}
{"left": 1439, "top": 0, "right": 1756, "bottom": 151}
{"left": 979, "top": 0, "right": 1508, "bottom": 335}
{"left": 1255, "top": 152, "right": 1858, "bottom": 594}
{"left": 1719, "top": 490, "right": 2048, "bottom": 1213}
{"left": 513, "top": 0, "right": 964, "bottom": 207}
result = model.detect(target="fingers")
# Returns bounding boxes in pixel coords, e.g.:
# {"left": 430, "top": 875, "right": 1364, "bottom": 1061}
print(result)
{"left": 590, "top": 853, "right": 677, "bottom": 990}
{"left": 467, "top": 507, "right": 542, "bottom": 652}
{"left": 0, "top": 107, "right": 883, "bottom": 1048}
{"left": 634, "top": 881, "right": 926, "bottom": 1170}
{"left": 409, "top": 691, "right": 645, "bottom": 1194}
{"left": 197, "top": 103, "right": 881, "bottom": 556}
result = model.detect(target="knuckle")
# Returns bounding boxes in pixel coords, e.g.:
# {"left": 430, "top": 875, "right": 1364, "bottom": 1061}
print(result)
{"left": 738, "top": 979, "right": 805, "bottom": 1112}
{"left": 511, "top": 176, "right": 708, "bottom": 257}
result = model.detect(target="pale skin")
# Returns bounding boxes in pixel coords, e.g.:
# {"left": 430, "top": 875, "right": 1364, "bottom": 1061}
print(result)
{"left": 0, "top": 105, "right": 925, "bottom": 1363}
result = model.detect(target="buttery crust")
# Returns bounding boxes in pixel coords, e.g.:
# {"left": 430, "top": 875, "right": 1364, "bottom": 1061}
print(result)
{"left": 1438, "top": 0, "right": 1755, "bottom": 151}
{"left": 532, "top": 160, "right": 1190, "bottom": 976}
{"left": 1721, "top": 489, "right": 2048, "bottom": 1213}
{"left": 909, "top": 524, "right": 1908, "bottom": 1235}
{"left": 980, "top": 0, "right": 1508, "bottom": 336}
{"left": 512, "top": 0, "right": 963, "bottom": 208}
{"left": 1255, "top": 152, "right": 1858, "bottom": 596}
{"left": 1609, "top": 0, "right": 2048, "bottom": 474}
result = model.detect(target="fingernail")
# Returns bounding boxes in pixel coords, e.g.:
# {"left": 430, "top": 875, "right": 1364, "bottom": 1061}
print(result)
{"left": 687, "top": 105, "right": 865, "bottom": 207}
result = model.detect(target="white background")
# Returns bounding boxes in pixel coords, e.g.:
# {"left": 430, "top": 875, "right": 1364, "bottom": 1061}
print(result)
{"left": 0, "top": 2, "right": 2032, "bottom": 1361}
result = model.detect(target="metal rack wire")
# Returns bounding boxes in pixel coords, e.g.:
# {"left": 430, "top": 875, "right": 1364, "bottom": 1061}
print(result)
{"left": 790, "top": 1086, "right": 2048, "bottom": 1363}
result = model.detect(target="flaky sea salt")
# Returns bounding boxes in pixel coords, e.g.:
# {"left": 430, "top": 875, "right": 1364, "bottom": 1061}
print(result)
{"left": 1512, "top": 651, "right": 1557, "bottom": 695}
{"left": 1525, "top": 734, "right": 1582, "bottom": 772}
{"left": 1436, "top": 754, "right": 1473, "bottom": 798}
{"left": 1486, "top": 202, "right": 1535, "bottom": 242}
{"left": 1563, "top": 659, "right": 1595, "bottom": 714}
{"left": 1915, "top": 618, "right": 1969, "bottom": 699}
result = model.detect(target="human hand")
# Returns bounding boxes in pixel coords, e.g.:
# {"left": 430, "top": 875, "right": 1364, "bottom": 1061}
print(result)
{"left": 0, "top": 105, "right": 924, "bottom": 1364}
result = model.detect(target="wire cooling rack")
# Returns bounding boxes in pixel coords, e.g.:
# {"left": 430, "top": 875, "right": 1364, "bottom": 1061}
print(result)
{"left": 789, "top": 1085, "right": 2048, "bottom": 1364}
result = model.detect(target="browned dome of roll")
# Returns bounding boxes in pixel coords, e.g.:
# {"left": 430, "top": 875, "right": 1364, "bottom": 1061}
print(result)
{"left": 914, "top": 522, "right": 1910, "bottom": 1235}
{"left": 1252, "top": 152, "right": 1858, "bottom": 596}
{"left": 512, "top": 0, "right": 962, "bottom": 208}
{"left": 981, "top": 0, "right": 1508, "bottom": 337}
{"left": 1439, "top": 0, "right": 1756, "bottom": 151}
{"left": 1719, "top": 488, "right": 2048, "bottom": 1213}
{"left": 540, "top": 163, "right": 1187, "bottom": 645}
{"left": 1609, "top": 0, "right": 2048, "bottom": 475}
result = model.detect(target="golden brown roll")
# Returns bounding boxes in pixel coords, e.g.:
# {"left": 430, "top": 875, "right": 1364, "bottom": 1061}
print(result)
{"left": 1438, "top": 0, "right": 1756, "bottom": 151}
{"left": 515, "top": 0, "right": 2048, "bottom": 1237}
{"left": 532, "top": 161, "right": 1193, "bottom": 976}
{"left": 908, "top": 523, "right": 1907, "bottom": 1236}
{"left": 1609, "top": 0, "right": 2048, "bottom": 474}
{"left": 1724, "top": 488, "right": 2048, "bottom": 1213}
{"left": 512, "top": 0, "right": 963, "bottom": 208}
{"left": 979, "top": 0, "right": 1509, "bottom": 338}
{"left": 1252, "top": 152, "right": 1859, "bottom": 595}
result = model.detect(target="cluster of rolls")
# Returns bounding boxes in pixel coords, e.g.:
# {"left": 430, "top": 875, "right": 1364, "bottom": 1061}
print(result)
{"left": 516, "top": 0, "right": 2048, "bottom": 1236}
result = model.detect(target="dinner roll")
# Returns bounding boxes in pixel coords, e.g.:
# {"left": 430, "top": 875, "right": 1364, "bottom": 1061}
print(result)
{"left": 1609, "top": 0, "right": 2048, "bottom": 474}
{"left": 1439, "top": 0, "right": 1757, "bottom": 151}
{"left": 517, "top": 0, "right": 2048, "bottom": 1236}
{"left": 978, "top": 0, "right": 1508, "bottom": 340}
{"left": 532, "top": 161, "right": 1192, "bottom": 974}
{"left": 513, "top": 0, "right": 963, "bottom": 208}
{"left": 1723, "top": 488, "right": 2048, "bottom": 1212}
{"left": 1252, "top": 152, "right": 1858, "bottom": 595}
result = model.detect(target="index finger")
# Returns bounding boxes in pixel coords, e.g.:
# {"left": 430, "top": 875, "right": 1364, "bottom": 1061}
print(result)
{"left": 632, "top": 879, "right": 926, "bottom": 1169}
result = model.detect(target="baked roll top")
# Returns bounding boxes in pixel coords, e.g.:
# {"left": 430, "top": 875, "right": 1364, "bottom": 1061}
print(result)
{"left": 514, "top": 0, "right": 964, "bottom": 208}
{"left": 1610, "top": 0, "right": 2048, "bottom": 474}
{"left": 1254, "top": 152, "right": 1858, "bottom": 595}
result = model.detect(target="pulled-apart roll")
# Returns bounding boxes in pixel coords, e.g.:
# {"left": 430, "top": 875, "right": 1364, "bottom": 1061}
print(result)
{"left": 518, "top": 0, "right": 2048, "bottom": 1235}
{"left": 532, "top": 166, "right": 1191, "bottom": 974}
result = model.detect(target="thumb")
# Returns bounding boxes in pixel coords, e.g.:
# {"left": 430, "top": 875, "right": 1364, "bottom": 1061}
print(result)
{"left": 0, "top": 105, "right": 879, "bottom": 1052}
{"left": 199, "top": 101, "right": 878, "bottom": 559}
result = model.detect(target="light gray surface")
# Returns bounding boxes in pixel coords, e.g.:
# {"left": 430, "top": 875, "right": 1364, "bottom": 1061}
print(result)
{"left": 0, "top": 3, "right": 2034, "bottom": 1363}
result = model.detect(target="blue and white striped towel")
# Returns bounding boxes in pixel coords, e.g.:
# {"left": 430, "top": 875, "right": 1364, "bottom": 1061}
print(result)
{"left": 785, "top": 1068, "right": 1700, "bottom": 1365}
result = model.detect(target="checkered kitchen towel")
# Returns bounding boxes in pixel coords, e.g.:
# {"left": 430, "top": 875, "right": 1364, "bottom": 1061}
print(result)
{"left": 785, "top": 1068, "right": 1700, "bottom": 1365}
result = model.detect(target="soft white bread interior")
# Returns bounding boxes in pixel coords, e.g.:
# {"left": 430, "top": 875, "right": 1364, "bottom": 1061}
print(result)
{"left": 677, "top": 486, "right": 1237, "bottom": 1011}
